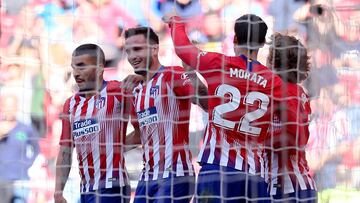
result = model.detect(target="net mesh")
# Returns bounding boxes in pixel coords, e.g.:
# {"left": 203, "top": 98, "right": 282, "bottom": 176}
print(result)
{"left": 0, "top": 0, "right": 359, "bottom": 202}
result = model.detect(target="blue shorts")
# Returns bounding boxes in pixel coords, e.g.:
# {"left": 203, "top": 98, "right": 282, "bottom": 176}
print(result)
{"left": 80, "top": 186, "right": 131, "bottom": 203}
{"left": 195, "top": 164, "right": 270, "bottom": 203}
{"left": 134, "top": 175, "right": 195, "bottom": 203}
{"left": 272, "top": 188, "right": 317, "bottom": 203}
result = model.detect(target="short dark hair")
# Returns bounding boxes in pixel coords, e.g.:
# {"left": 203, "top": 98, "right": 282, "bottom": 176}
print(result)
{"left": 234, "top": 14, "right": 268, "bottom": 48}
{"left": 124, "top": 27, "right": 159, "bottom": 44}
{"left": 72, "top": 44, "right": 105, "bottom": 65}
{"left": 267, "top": 33, "right": 310, "bottom": 83}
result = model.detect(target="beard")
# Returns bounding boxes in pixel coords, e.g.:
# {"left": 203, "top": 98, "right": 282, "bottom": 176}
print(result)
{"left": 134, "top": 57, "right": 152, "bottom": 77}
{"left": 77, "top": 81, "right": 99, "bottom": 93}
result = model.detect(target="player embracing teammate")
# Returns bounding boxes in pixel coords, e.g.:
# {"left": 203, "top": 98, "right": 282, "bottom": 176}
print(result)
{"left": 55, "top": 13, "right": 317, "bottom": 203}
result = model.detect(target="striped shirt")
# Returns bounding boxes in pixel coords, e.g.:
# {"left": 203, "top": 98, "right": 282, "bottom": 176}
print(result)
{"left": 131, "top": 66, "right": 195, "bottom": 181}
{"left": 170, "top": 17, "right": 284, "bottom": 177}
{"left": 60, "top": 80, "right": 129, "bottom": 193}
{"left": 267, "top": 83, "right": 316, "bottom": 195}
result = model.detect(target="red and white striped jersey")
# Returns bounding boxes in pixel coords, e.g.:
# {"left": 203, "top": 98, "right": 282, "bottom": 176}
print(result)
{"left": 131, "top": 66, "right": 195, "bottom": 181}
{"left": 60, "top": 80, "right": 130, "bottom": 193}
{"left": 170, "top": 17, "right": 284, "bottom": 177}
{"left": 267, "top": 83, "right": 316, "bottom": 195}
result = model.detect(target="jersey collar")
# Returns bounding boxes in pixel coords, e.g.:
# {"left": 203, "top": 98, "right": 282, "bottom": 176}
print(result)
{"left": 240, "top": 54, "right": 260, "bottom": 72}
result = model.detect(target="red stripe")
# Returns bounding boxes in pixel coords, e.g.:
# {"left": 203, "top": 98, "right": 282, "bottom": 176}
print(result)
{"left": 100, "top": 94, "right": 114, "bottom": 182}
{"left": 227, "top": 146, "right": 237, "bottom": 168}
{"left": 112, "top": 96, "right": 122, "bottom": 181}
{"left": 72, "top": 96, "right": 87, "bottom": 184}
{"left": 147, "top": 77, "right": 159, "bottom": 173}
{"left": 240, "top": 147, "right": 247, "bottom": 171}
{"left": 159, "top": 79, "right": 169, "bottom": 174}
{"left": 80, "top": 97, "right": 96, "bottom": 184}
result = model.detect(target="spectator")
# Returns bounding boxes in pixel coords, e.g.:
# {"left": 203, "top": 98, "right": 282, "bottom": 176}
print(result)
{"left": 0, "top": 94, "right": 40, "bottom": 203}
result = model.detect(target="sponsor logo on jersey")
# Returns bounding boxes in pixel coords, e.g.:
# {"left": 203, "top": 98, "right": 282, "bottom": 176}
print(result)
{"left": 96, "top": 97, "right": 106, "bottom": 109}
{"left": 137, "top": 106, "right": 159, "bottom": 127}
{"left": 150, "top": 86, "right": 159, "bottom": 99}
{"left": 72, "top": 118, "right": 100, "bottom": 139}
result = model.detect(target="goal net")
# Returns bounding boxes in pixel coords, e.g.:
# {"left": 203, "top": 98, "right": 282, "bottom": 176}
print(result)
{"left": 0, "top": 0, "right": 359, "bottom": 202}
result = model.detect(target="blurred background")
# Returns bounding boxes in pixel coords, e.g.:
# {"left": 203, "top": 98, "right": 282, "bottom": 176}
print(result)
{"left": 0, "top": 0, "right": 359, "bottom": 202}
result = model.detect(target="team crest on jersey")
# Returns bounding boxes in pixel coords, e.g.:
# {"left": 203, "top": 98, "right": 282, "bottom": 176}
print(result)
{"left": 150, "top": 86, "right": 160, "bottom": 99}
{"left": 96, "top": 97, "right": 106, "bottom": 109}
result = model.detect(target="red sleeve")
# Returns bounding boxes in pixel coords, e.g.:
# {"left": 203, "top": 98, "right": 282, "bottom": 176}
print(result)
{"left": 169, "top": 16, "right": 225, "bottom": 72}
{"left": 59, "top": 98, "right": 73, "bottom": 148}
{"left": 167, "top": 67, "right": 195, "bottom": 97}
{"left": 130, "top": 98, "right": 139, "bottom": 129}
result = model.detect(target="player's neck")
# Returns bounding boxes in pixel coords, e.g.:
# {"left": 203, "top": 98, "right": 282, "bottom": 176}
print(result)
{"left": 84, "top": 78, "right": 104, "bottom": 98}
{"left": 146, "top": 60, "right": 161, "bottom": 82}
{"left": 236, "top": 49, "right": 259, "bottom": 61}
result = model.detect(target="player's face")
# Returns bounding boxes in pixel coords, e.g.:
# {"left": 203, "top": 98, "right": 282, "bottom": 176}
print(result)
{"left": 71, "top": 54, "right": 103, "bottom": 92}
{"left": 125, "top": 34, "right": 157, "bottom": 76}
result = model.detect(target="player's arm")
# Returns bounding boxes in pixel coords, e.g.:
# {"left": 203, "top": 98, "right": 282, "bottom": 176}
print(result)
{"left": 165, "top": 15, "right": 223, "bottom": 72}
{"left": 125, "top": 103, "right": 142, "bottom": 152}
{"left": 183, "top": 63, "right": 208, "bottom": 111}
{"left": 125, "top": 127, "right": 141, "bottom": 152}
{"left": 55, "top": 145, "right": 72, "bottom": 203}
{"left": 54, "top": 100, "right": 73, "bottom": 203}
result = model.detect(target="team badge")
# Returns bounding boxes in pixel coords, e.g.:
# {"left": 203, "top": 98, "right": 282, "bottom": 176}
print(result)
{"left": 150, "top": 86, "right": 160, "bottom": 99}
{"left": 96, "top": 97, "right": 106, "bottom": 109}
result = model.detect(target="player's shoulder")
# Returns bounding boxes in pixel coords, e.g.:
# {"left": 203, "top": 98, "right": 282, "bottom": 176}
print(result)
{"left": 106, "top": 80, "right": 123, "bottom": 92}
{"left": 162, "top": 65, "right": 186, "bottom": 77}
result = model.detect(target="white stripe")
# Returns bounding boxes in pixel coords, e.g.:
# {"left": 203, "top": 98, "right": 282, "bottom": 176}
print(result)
{"left": 247, "top": 147, "right": 256, "bottom": 175}
{"left": 197, "top": 125, "right": 209, "bottom": 162}
{"left": 270, "top": 153, "right": 278, "bottom": 195}
{"left": 184, "top": 146, "right": 194, "bottom": 176}
{"left": 207, "top": 127, "right": 217, "bottom": 163}
{"left": 143, "top": 140, "right": 151, "bottom": 181}
{"left": 220, "top": 130, "right": 230, "bottom": 166}
{"left": 263, "top": 151, "right": 269, "bottom": 182}
{"left": 152, "top": 74, "right": 163, "bottom": 180}
{"left": 234, "top": 144, "right": 244, "bottom": 170}
{"left": 136, "top": 86, "right": 143, "bottom": 112}
{"left": 300, "top": 159, "right": 315, "bottom": 190}
{"left": 283, "top": 170, "right": 295, "bottom": 194}
{"left": 176, "top": 153, "right": 185, "bottom": 176}
{"left": 291, "top": 158, "right": 307, "bottom": 190}
{"left": 105, "top": 95, "right": 115, "bottom": 188}
{"left": 163, "top": 84, "right": 174, "bottom": 179}
{"left": 75, "top": 98, "right": 92, "bottom": 192}
{"left": 257, "top": 149, "right": 265, "bottom": 178}
{"left": 144, "top": 78, "right": 154, "bottom": 109}
{"left": 152, "top": 130, "right": 160, "bottom": 180}
{"left": 87, "top": 97, "right": 101, "bottom": 190}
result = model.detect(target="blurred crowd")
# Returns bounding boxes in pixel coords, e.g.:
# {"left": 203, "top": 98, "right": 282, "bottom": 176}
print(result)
{"left": 0, "top": 0, "right": 359, "bottom": 202}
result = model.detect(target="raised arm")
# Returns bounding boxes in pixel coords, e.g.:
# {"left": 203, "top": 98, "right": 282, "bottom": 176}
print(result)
{"left": 166, "top": 16, "right": 224, "bottom": 71}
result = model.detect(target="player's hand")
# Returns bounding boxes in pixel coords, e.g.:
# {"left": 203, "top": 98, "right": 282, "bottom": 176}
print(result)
{"left": 162, "top": 9, "right": 178, "bottom": 23}
{"left": 54, "top": 193, "right": 67, "bottom": 203}
{"left": 122, "top": 74, "right": 145, "bottom": 92}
